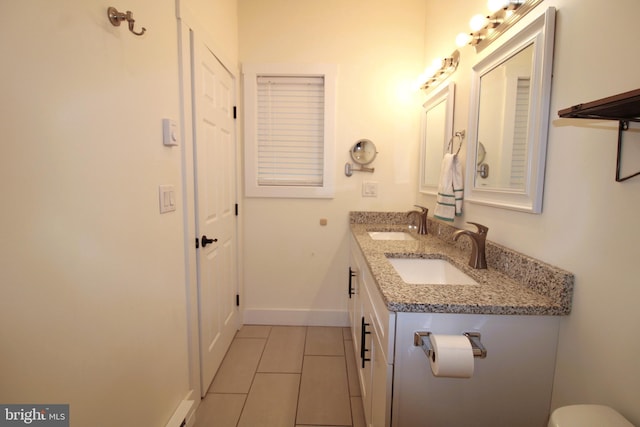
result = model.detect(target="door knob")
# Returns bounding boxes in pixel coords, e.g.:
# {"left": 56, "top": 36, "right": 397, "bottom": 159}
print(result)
{"left": 201, "top": 235, "right": 217, "bottom": 247}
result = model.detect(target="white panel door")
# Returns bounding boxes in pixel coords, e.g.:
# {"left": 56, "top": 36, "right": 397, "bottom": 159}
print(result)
{"left": 192, "top": 32, "right": 238, "bottom": 396}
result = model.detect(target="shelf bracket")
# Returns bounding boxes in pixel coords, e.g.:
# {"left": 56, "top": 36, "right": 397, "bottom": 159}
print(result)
{"left": 615, "top": 120, "right": 640, "bottom": 182}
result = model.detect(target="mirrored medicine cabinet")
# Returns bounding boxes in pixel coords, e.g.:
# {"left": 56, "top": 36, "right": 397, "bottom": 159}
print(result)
{"left": 419, "top": 82, "right": 455, "bottom": 195}
{"left": 465, "top": 7, "right": 556, "bottom": 213}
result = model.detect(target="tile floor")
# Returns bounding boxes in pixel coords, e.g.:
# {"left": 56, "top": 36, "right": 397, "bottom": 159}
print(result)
{"left": 194, "top": 325, "right": 365, "bottom": 427}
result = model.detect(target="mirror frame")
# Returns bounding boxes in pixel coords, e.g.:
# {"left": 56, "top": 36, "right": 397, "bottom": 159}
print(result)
{"left": 419, "top": 82, "right": 455, "bottom": 195}
{"left": 465, "top": 7, "right": 556, "bottom": 213}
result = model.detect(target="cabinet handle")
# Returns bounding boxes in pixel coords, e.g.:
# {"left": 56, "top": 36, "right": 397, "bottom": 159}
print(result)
{"left": 348, "top": 267, "right": 356, "bottom": 298}
{"left": 361, "top": 316, "right": 371, "bottom": 368}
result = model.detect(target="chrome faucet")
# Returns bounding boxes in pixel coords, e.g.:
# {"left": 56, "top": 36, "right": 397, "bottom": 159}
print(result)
{"left": 408, "top": 205, "right": 428, "bottom": 235}
{"left": 452, "top": 222, "right": 488, "bottom": 269}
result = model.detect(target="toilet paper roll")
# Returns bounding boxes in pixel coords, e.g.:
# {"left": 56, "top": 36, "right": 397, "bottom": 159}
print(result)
{"left": 428, "top": 334, "right": 475, "bottom": 378}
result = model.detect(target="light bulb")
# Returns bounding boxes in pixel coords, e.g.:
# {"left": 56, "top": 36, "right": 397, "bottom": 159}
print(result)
{"left": 469, "top": 14, "right": 489, "bottom": 32}
{"left": 424, "top": 64, "right": 438, "bottom": 78}
{"left": 487, "top": 0, "right": 509, "bottom": 13}
{"left": 506, "top": 0, "right": 524, "bottom": 10}
{"left": 456, "top": 32, "right": 472, "bottom": 47}
{"left": 416, "top": 69, "right": 430, "bottom": 85}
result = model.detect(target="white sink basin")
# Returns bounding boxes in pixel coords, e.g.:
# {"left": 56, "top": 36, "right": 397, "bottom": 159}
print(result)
{"left": 368, "top": 231, "right": 416, "bottom": 241}
{"left": 387, "top": 257, "right": 478, "bottom": 285}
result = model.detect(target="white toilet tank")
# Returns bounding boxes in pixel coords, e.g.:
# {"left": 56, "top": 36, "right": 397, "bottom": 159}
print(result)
{"left": 549, "top": 405, "right": 634, "bottom": 427}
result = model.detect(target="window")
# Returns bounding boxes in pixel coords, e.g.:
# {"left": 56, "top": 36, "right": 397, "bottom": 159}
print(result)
{"left": 243, "top": 64, "right": 336, "bottom": 198}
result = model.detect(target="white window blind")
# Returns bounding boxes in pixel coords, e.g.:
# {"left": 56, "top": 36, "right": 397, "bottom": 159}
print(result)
{"left": 256, "top": 76, "right": 325, "bottom": 187}
{"left": 243, "top": 63, "right": 336, "bottom": 199}
{"left": 510, "top": 77, "right": 530, "bottom": 188}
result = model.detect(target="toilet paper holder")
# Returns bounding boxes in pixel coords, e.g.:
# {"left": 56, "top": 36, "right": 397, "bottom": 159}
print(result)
{"left": 414, "top": 331, "right": 487, "bottom": 359}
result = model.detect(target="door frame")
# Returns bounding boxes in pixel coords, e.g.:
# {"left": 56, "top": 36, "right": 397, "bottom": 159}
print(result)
{"left": 176, "top": 1, "right": 244, "bottom": 403}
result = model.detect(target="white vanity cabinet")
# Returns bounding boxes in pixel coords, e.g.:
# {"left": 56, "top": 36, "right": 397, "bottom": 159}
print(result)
{"left": 349, "top": 235, "right": 395, "bottom": 427}
{"left": 349, "top": 235, "right": 562, "bottom": 427}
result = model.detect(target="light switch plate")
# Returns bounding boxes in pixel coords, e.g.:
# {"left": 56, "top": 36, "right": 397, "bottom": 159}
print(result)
{"left": 159, "top": 185, "right": 176, "bottom": 213}
{"left": 362, "top": 181, "right": 378, "bottom": 197}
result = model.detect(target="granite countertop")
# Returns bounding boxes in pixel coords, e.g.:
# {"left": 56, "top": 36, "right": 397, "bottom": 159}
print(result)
{"left": 350, "top": 214, "right": 574, "bottom": 316}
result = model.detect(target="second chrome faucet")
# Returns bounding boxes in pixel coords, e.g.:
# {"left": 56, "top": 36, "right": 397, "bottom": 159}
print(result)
{"left": 408, "top": 205, "right": 428, "bottom": 235}
{"left": 453, "top": 222, "right": 488, "bottom": 269}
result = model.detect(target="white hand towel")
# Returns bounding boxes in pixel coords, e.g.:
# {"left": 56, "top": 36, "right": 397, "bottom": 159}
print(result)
{"left": 453, "top": 154, "right": 464, "bottom": 215}
{"left": 434, "top": 153, "right": 464, "bottom": 222}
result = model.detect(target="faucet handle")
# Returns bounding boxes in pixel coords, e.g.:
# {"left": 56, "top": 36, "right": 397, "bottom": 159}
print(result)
{"left": 467, "top": 222, "right": 488, "bottom": 236}
{"left": 413, "top": 204, "right": 428, "bottom": 213}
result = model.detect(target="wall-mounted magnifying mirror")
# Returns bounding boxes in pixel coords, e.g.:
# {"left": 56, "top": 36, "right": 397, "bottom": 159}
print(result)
{"left": 419, "top": 82, "right": 455, "bottom": 194}
{"left": 345, "top": 139, "right": 377, "bottom": 176}
{"left": 477, "top": 142, "right": 487, "bottom": 165}
{"left": 465, "top": 7, "right": 555, "bottom": 213}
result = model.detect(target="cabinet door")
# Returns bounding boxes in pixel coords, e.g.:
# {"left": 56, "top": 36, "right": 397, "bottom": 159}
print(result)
{"left": 371, "top": 329, "right": 392, "bottom": 427}
{"left": 392, "top": 312, "right": 559, "bottom": 427}
{"left": 364, "top": 279, "right": 392, "bottom": 427}
{"left": 357, "top": 270, "right": 377, "bottom": 424}
{"left": 350, "top": 236, "right": 392, "bottom": 427}
{"left": 359, "top": 311, "right": 374, "bottom": 424}
{"left": 348, "top": 236, "right": 361, "bottom": 344}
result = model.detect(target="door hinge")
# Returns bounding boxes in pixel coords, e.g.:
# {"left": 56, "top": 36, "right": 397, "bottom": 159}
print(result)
{"left": 233, "top": 106, "right": 237, "bottom": 119}
{"left": 236, "top": 294, "right": 240, "bottom": 306}
{"left": 235, "top": 203, "right": 239, "bottom": 216}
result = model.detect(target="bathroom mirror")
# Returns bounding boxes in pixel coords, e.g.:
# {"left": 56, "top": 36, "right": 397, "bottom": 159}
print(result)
{"left": 419, "top": 82, "right": 455, "bottom": 195}
{"left": 465, "top": 7, "right": 555, "bottom": 213}
{"left": 345, "top": 139, "right": 377, "bottom": 176}
{"left": 350, "top": 139, "right": 377, "bottom": 165}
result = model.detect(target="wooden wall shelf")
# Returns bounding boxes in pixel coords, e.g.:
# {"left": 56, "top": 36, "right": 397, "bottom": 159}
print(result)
{"left": 558, "top": 88, "right": 640, "bottom": 182}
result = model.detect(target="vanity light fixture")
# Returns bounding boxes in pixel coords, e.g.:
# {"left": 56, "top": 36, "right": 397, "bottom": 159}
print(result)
{"left": 419, "top": 50, "right": 460, "bottom": 92}
{"left": 456, "top": 0, "right": 541, "bottom": 52}
{"left": 488, "top": 0, "right": 524, "bottom": 13}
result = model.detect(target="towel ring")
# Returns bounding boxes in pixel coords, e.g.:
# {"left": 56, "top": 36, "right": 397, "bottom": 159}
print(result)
{"left": 447, "top": 130, "right": 465, "bottom": 156}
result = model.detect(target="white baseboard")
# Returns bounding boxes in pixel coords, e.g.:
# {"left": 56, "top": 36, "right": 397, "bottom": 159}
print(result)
{"left": 243, "top": 308, "right": 349, "bottom": 327}
{"left": 165, "top": 390, "right": 196, "bottom": 427}
{"left": 183, "top": 389, "right": 198, "bottom": 427}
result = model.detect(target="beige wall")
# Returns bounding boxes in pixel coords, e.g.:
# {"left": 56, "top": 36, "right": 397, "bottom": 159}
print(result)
{"left": 419, "top": 0, "right": 640, "bottom": 423}
{"left": 0, "top": 0, "right": 238, "bottom": 425}
{"left": 182, "top": 0, "right": 239, "bottom": 66}
{"left": 238, "top": 0, "right": 428, "bottom": 324}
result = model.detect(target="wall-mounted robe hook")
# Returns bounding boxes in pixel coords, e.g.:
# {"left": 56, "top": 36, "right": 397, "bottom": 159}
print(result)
{"left": 107, "top": 6, "right": 146, "bottom": 36}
